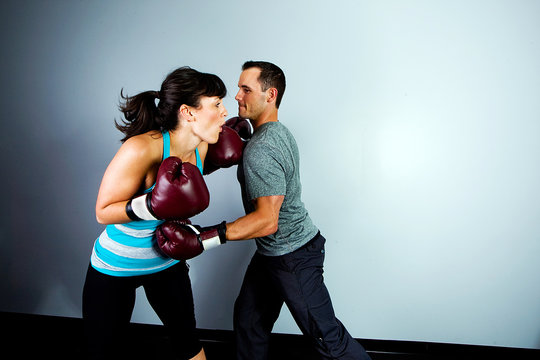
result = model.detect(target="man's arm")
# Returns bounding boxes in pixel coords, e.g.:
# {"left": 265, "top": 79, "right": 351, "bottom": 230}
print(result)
{"left": 155, "top": 195, "right": 283, "bottom": 259}
{"left": 225, "top": 195, "right": 284, "bottom": 241}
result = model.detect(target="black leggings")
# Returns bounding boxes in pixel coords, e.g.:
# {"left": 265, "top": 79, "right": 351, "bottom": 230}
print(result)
{"left": 82, "top": 262, "right": 202, "bottom": 360}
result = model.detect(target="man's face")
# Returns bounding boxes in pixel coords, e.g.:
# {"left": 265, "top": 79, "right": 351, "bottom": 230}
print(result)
{"left": 235, "top": 67, "right": 268, "bottom": 120}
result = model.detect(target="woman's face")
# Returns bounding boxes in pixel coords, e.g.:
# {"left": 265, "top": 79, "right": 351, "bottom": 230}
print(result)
{"left": 191, "top": 96, "right": 228, "bottom": 144}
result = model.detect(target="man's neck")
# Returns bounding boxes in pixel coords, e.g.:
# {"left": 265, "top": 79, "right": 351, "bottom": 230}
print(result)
{"left": 251, "top": 109, "right": 279, "bottom": 130}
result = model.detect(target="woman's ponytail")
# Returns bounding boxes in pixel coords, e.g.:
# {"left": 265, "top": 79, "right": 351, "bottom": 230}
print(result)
{"left": 115, "top": 89, "right": 161, "bottom": 142}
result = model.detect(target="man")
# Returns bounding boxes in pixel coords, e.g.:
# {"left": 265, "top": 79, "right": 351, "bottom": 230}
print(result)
{"left": 222, "top": 61, "right": 372, "bottom": 360}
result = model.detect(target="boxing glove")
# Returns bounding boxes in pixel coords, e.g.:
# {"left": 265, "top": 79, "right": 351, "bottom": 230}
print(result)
{"left": 126, "top": 156, "right": 209, "bottom": 221}
{"left": 156, "top": 220, "right": 227, "bottom": 260}
{"left": 225, "top": 116, "right": 252, "bottom": 141}
{"left": 204, "top": 117, "right": 252, "bottom": 175}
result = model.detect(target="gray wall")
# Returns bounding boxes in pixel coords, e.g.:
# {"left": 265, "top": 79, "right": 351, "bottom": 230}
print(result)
{"left": 1, "top": 0, "right": 539, "bottom": 349}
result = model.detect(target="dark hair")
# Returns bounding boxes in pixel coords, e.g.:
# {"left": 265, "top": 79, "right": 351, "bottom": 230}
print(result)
{"left": 115, "top": 67, "right": 227, "bottom": 142}
{"left": 242, "top": 61, "right": 286, "bottom": 108}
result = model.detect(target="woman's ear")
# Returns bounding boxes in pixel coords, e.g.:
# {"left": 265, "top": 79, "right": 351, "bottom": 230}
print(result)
{"left": 178, "top": 104, "right": 194, "bottom": 121}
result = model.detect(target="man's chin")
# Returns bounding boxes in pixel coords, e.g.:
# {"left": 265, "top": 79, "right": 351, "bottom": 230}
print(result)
{"left": 238, "top": 107, "right": 247, "bottom": 118}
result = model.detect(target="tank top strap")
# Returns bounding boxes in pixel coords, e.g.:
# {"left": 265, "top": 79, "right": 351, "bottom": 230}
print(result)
{"left": 143, "top": 132, "right": 171, "bottom": 194}
{"left": 162, "top": 131, "right": 171, "bottom": 160}
{"left": 195, "top": 148, "right": 203, "bottom": 174}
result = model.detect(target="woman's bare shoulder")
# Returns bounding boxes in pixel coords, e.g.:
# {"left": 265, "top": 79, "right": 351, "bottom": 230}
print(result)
{"left": 120, "top": 130, "right": 163, "bottom": 161}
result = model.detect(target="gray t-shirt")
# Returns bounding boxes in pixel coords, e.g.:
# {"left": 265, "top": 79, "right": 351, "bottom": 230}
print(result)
{"left": 238, "top": 121, "right": 318, "bottom": 256}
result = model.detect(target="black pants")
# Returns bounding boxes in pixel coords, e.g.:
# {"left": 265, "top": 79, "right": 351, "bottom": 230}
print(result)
{"left": 82, "top": 262, "right": 202, "bottom": 360}
{"left": 233, "top": 233, "right": 371, "bottom": 360}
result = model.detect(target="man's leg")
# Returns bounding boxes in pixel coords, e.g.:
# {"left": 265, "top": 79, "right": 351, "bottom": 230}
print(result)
{"left": 268, "top": 234, "right": 371, "bottom": 360}
{"left": 234, "top": 252, "right": 284, "bottom": 360}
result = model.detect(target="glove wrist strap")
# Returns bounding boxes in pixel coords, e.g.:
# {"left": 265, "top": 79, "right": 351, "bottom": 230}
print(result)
{"left": 216, "top": 221, "right": 227, "bottom": 244}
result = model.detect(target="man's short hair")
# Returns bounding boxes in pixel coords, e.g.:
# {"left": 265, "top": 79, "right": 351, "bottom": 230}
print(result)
{"left": 242, "top": 61, "right": 286, "bottom": 108}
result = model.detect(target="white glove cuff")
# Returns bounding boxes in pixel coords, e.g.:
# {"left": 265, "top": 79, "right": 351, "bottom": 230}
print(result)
{"left": 184, "top": 224, "right": 222, "bottom": 251}
{"left": 128, "top": 195, "right": 158, "bottom": 221}
{"left": 201, "top": 236, "right": 222, "bottom": 251}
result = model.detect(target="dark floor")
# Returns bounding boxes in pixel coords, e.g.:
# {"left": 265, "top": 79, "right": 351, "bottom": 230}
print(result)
{"left": 2, "top": 312, "right": 538, "bottom": 359}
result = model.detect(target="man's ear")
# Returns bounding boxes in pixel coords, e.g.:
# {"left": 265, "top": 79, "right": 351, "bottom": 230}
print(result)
{"left": 266, "top": 88, "right": 278, "bottom": 104}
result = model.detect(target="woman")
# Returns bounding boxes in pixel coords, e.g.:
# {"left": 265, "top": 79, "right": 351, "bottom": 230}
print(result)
{"left": 83, "top": 67, "right": 228, "bottom": 360}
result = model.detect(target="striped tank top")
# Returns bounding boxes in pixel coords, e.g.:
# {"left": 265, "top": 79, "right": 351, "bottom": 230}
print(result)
{"left": 90, "top": 131, "right": 203, "bottom": 276}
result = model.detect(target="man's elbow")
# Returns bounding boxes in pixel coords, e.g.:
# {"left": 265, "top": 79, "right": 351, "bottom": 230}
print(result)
{"left": 261, "top": 220, "right": 279, "bottom": 237}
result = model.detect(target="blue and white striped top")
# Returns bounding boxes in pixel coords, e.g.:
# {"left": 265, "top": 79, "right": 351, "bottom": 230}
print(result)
{"left": 90, "top": 132, "right": 203, "bottom": 276}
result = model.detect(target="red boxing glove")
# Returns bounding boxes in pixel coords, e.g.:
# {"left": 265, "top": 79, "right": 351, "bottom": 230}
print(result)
{"left": 225, "top": 116, "right": 252, "bottom": 141}
{"left": 156, "top": 220, "right": 227, "bottom": 260}
{"left": 204, "top": 117, "right": 252, "bottom": 175}
{"left": 126, "top": 157, "right": 209, "bottom": 221}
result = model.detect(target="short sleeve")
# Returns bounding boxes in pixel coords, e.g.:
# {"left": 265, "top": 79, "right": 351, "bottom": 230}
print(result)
{"left": 243, "top": 141, "right": 286, "bottom": 200}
